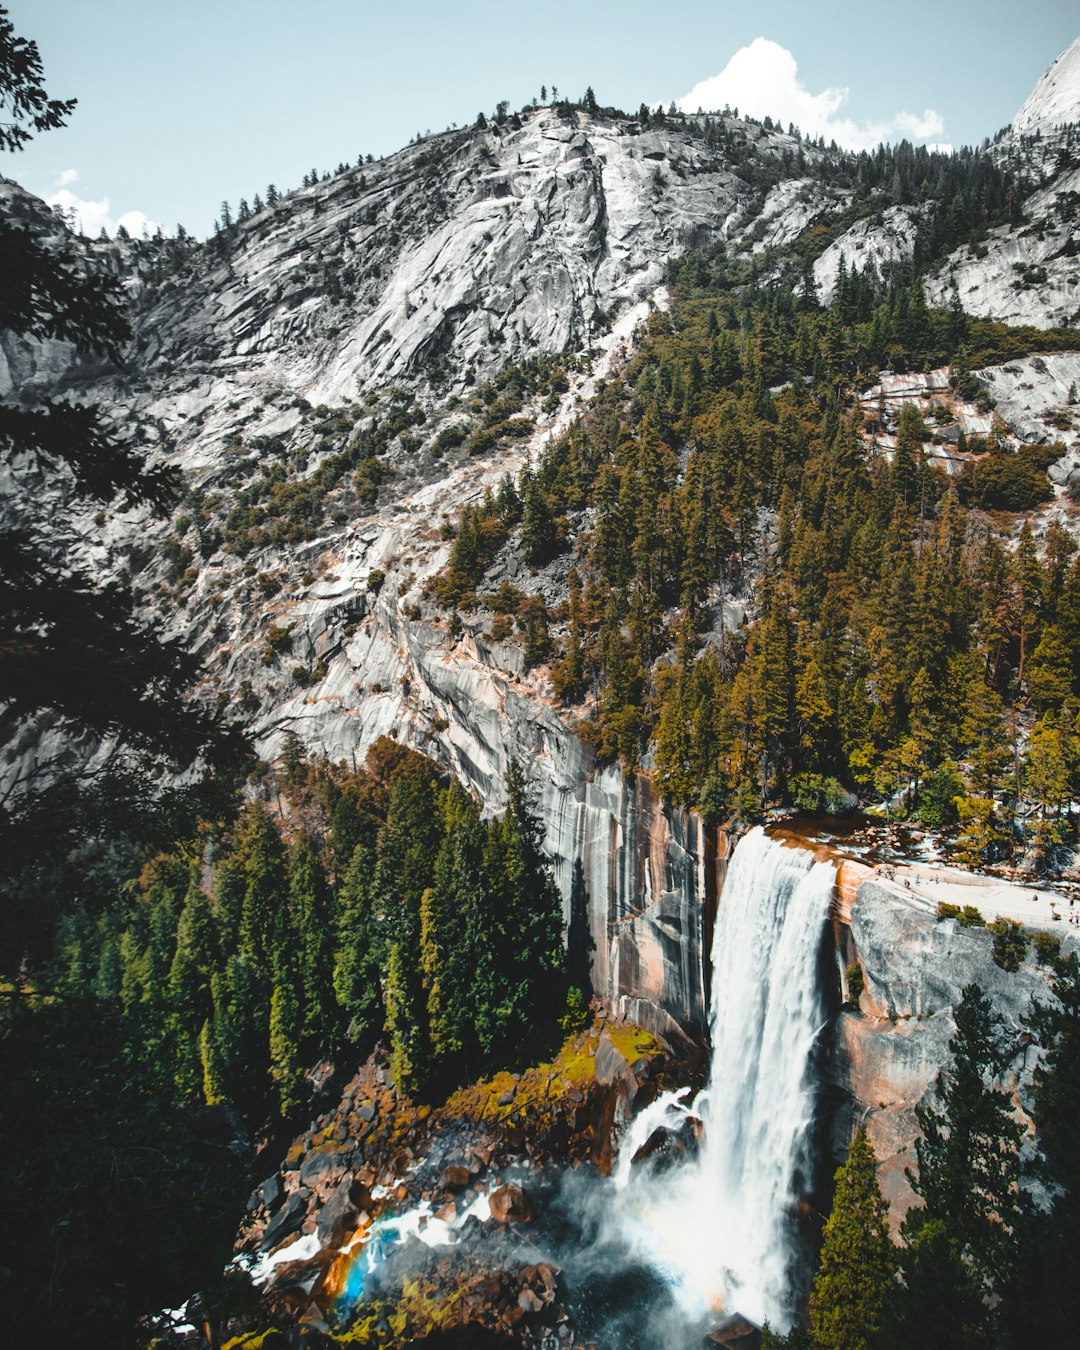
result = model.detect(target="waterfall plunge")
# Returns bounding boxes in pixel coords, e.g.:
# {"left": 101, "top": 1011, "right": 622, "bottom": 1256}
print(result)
{"left": 614, "top": 827, "right": 835, "bottom": 1331}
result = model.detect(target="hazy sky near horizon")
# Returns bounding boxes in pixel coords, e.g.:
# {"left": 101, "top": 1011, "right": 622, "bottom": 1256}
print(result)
{"left": 5, "top": 0, "right": 1078, "bottom": 240}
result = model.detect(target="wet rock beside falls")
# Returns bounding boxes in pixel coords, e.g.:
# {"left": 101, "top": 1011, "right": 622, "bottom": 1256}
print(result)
{"left": 223, "top": 1022, "right": 684, "bottom": 1343}
{"left": 829, "top": 875, "right": 1064, "bottom": 1228}
{"left": 630, "top": 1119, "right": 699, "bottom": 1174}
{"left": 488, "top": 1183, "right": 535, "bottom": 1224}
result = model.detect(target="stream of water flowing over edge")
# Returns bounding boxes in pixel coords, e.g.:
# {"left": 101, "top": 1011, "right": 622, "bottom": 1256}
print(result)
{"left": 610, "top": 825, "right": 836, "bottom": 1331}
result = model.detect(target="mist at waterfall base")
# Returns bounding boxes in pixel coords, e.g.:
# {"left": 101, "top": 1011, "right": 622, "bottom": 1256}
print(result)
{"left": 337, "top": 829, "right": 835, "bottom": 1346}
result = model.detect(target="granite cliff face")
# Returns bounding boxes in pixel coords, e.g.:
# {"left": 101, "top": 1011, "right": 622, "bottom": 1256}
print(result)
{"left": 826, "top": 877, "right": 1065, "bottom": 1225}
{"left": 821, "top": 40, "right": 1080, "bottom": 328}
{"left": 3, "top": 101, "right": 828, "bottom": 1037}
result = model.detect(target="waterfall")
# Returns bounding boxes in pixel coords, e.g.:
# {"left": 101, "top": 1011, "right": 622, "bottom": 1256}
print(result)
{"left": 695, "top": 826, "right": 835, "bottom": 1326}
{"left": 613, "top": 826, "right": 835, "bottom": 1332}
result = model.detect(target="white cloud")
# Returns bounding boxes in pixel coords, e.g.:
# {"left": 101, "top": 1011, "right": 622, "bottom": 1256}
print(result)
{"left": 43, "top": 169, "right": 160, "bottom": 239}
{"left": 676, "top": 38, "right": 945, "bottom": 151}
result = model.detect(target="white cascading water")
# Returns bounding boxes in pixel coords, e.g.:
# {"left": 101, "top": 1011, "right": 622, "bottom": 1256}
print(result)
{"left": 613, "top": 826, "right": 835, "bottom": 1331}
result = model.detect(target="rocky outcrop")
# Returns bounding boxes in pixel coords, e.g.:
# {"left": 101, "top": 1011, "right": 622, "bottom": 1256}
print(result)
{"left": 814, "top": 204, "right": 922, "bottom": 306}
{"left": 1012, "top": 36, "right": 1080, "bottom": 138}
{"left": 828, "top": 877, "right": 1065, "bottom": 1226}
{"left": 924, "top": 161, "right": 1080, "bottom": 332}
{"left": 226, "top": 1025, "right": 679, "bottom": 1344}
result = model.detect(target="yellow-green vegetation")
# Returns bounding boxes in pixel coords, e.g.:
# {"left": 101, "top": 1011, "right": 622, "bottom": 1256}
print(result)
{"left": 336, "top": 1278, "right": 471, "bottom": 1345}
{"left": 604, "top": 1023, "right": 663, "bottom": 1063}
{"left": 439, "top": 1023, "right": 663, "bottom": 1131}
{"left": 936, "top": 901, "right": 986, "bottom": 928}
{"left": 222, "top": 1331, "right": 285, "bottom": 1350}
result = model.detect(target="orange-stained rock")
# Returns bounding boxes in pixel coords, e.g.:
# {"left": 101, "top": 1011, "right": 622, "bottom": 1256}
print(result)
{"left": 836, "top": 858, "right": 875, "bottom": 924}
{"left": 488, "top": 1182, "right": 535, "bottom": 1224}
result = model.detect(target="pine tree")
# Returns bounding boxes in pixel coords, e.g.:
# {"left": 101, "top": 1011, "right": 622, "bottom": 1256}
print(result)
{"left": 476, "top": 761, "right": 565, "bottom": 1062}
{"left": 795, "top": 658, "right": 833, "bottom": 772}
{"left": 1005, "top": 953, "right": 1080, "bottom": 1343}
{"left": 423, "top": 782, "right": 487, "bottom": 1066}
{"left": 288, "top": 832, "right": 336, "bottom": 1052}
{"left": 1027, "top": 624, "right": 1073, "bottom": 709}
{"left": 268, "top": 981, "right": 303, "bottom": 1115}
{"left": 234, "top": 805, "right": 288, "bottom": 975}
{"left": 168, "top": 879, "right": 217, "bottom": 1030}
{"left": 371, "top": 770, "right": 440, "bottom": 1088}
{"left": 523, "top": 605, "right": 552, "bottom": 668}
{"left": 898, "top": 984, "right": 1022, "bottom": 1341}
{"left": 809, "top": 1128, "right": 897, "bottom": 1350}
{"left": 384, "top": 940, "right": 423, "bottom": 1092}
{"left": 332, "top": 842, "right": 381, "bottom": 1042}
{"left": 520, "top": 475, "right": 558, "bottom": 566}
{"left": 199, "top": 1016, "right": 228, "bottom": 1106}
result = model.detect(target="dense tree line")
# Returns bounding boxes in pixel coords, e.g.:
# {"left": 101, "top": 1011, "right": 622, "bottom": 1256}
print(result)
{"left": 45, "top": 738, "right": 571, "bottom": 1113}
{"left": 767, "top": 966, "right": 1080, "bottom": 1348}
{"left": 436, "top": 251, "right": 1080, "bottom": 868}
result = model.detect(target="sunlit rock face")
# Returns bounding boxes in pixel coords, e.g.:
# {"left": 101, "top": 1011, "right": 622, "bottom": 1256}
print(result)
{"left": 117, "top": 107, "right": 771, "bottom": 406}
{"left": 923, "top": 37, "right": 1080, "bottom": 330}
{"left": 1012, "top": 35, "right": 1080, "bottom": 138}
{"left": 923, "top": 164, "right": 1080, "bottom": 332}
{"left": 3, "top": 108, "right": 790, "bottom": 1037}
{"left": 828, "top": 879, "right": 1052, "bottom": 1227}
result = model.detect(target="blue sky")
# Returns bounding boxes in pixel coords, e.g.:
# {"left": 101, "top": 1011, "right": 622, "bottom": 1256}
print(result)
{"left": 5, "top": 0, "right": 1078, "bottom": 239}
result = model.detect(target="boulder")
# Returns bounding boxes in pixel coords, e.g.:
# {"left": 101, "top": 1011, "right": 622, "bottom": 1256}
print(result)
{"left": 706, "top": 1317, "right": 760, "bottom": 1347}
{"left": 630, "top": 1120, "right": 697, "bottom": 1173}
{"left": 442, "top": 1164, "right": 471, "bottom": 1191}
{"left": 519, "top": 1262, "right": 559, "bottom": 1305}
{"left": 517, "top": 1287, "right": 544, "bottom": 1314}
{"left": 315, "top": 1175, "right": 370, "bottom": 1247}
{"left": 300, "top": 1148, "right": 349, "bottom": 1190}
{"left": 487, "top": 1183, "right": 535, "bottom": 1224}
{"left": 260, "top": 1173, "right": 283, "bottom": 1212}
{"left": 594, "top": 1030, "right": 638, "bottom": 1107}
{"left": 260, "top": 1192, "right": 307, "bottom": 1251}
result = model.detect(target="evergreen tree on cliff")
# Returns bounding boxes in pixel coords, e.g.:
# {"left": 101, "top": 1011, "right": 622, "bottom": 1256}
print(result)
{"left": 1003, "top": 952, "right": 1080, "bottom": 1344}
{"left": 475, "top": 760, "right": 565, "bottom": 1062}
{"left": 809, "top": 1128, "right": 897, "bottom": 1350}
{"left": 892, "top": 983, "right": 1022, "bottom": 1347}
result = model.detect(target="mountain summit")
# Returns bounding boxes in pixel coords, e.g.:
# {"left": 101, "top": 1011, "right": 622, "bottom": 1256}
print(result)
{"left": 1012, "top": 34, "right": 1080, "bottom": 135}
